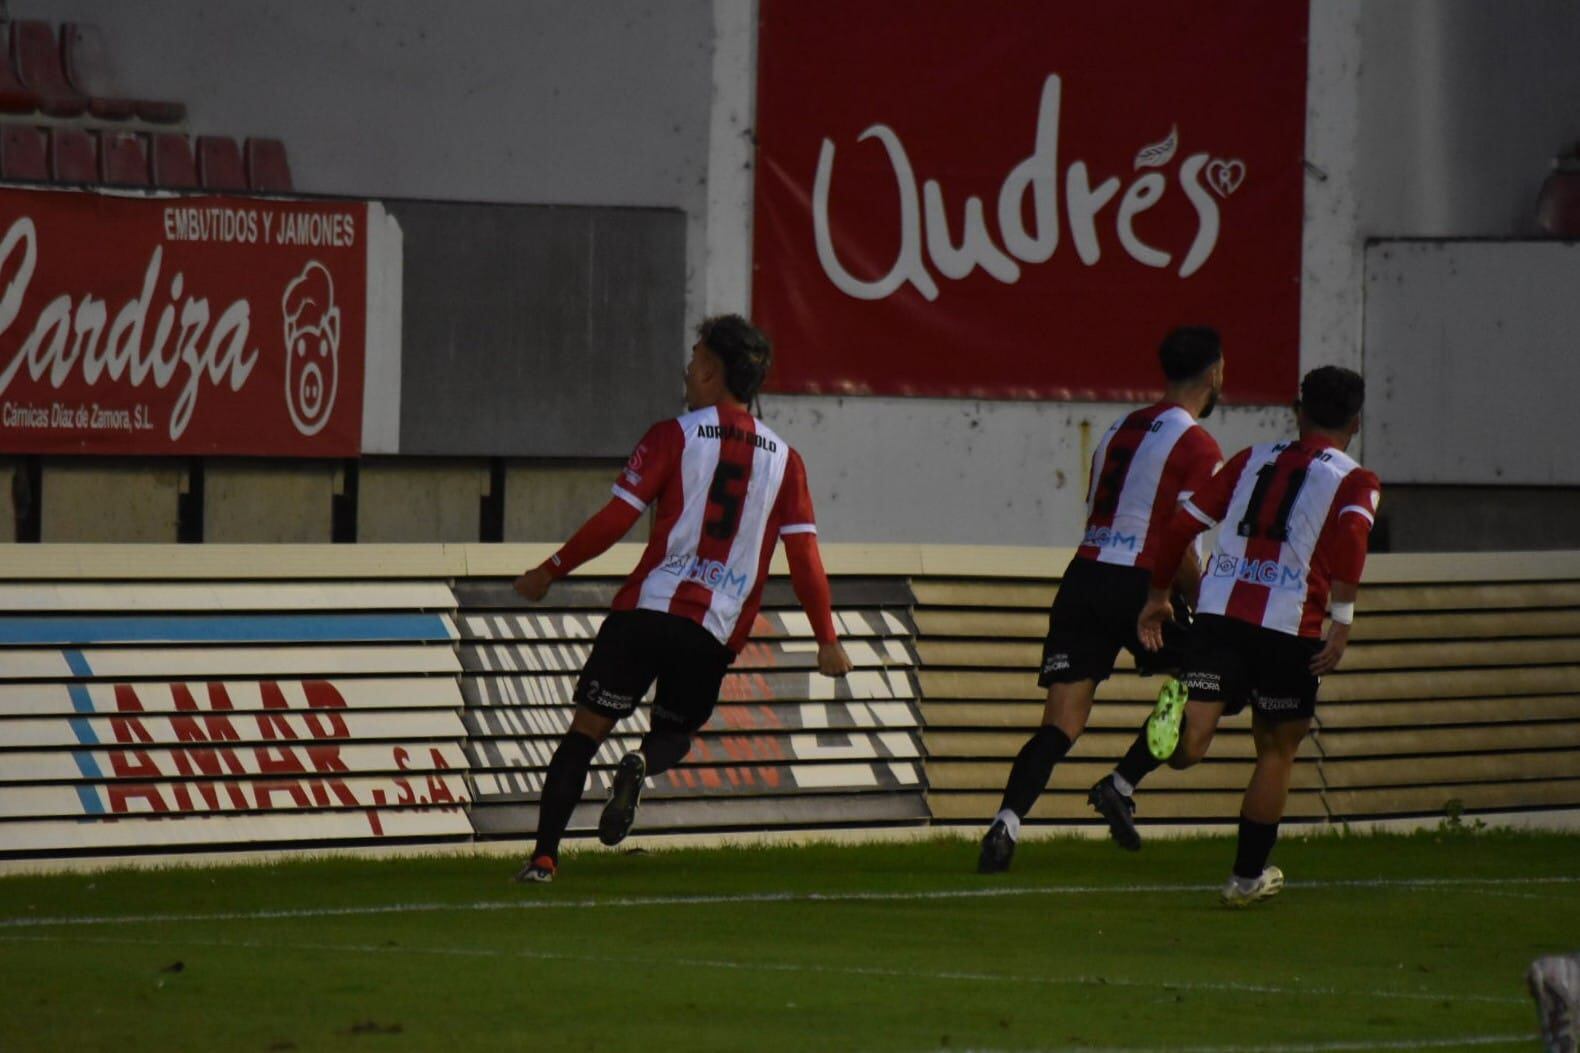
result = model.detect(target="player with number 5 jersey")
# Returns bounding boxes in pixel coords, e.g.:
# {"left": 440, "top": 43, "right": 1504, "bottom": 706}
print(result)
{"left": 509, "top": 315, "right": 853, "bottom": 884}
{"left": 1126, "top": 366, "right": 1382, "bottom": 906}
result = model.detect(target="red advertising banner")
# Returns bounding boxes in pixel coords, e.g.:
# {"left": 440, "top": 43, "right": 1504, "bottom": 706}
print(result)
{"left": 753, "top": 0, "right": 1309, "bottom": 403}
{"left": 0, "top": 187, "right": 367, "bottom": 454}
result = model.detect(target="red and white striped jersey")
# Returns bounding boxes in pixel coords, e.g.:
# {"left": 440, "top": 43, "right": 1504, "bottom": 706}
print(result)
{"left": 1077, "top": 403, "right": 1222, "bottom": 570}
{"left": 608, "top": 404, "right": 816, "bottom": 651}
{"left": 1183, "top": 438, "right": 1382, "bottom": 638}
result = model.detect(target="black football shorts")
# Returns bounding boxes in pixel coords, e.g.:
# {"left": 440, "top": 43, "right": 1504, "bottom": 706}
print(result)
{"left": 574, "top": 608, "right": 736, "bottom": 732}
{"left": 1038, "top": 557, "right": 1189, "bottom": 687}
{"left": 1178, "top": 613, "right": 1322, "bottom": 721}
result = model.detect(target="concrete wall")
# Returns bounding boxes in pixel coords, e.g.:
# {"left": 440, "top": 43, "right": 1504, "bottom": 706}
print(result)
{"left": 203, "top": 462, "right": 337, "bottom": 543}
{"left": 1357, "top": 0, "right": 1580, "bottom": 238}
{"left": 356, "top": 460, "right": 489, "bottom": 543}
{"left": 39, "top": 462, "right": 182, "bottom": 542}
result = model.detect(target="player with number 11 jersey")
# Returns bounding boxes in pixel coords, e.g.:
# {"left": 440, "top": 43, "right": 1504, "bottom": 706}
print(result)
{"left": 1127, "top": 366, "right": 1382, "bottom": 906}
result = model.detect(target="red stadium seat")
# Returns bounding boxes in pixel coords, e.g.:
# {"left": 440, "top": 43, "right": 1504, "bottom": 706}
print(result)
{"left": 245, "top": 137, "right": 292, "bottom": 191}
{"left": 1537, "top": 157, "right": 1580, "bottom": 237}
{"left": 49, "top": 126, "right": 97, "bottom": 183}
{"left": 196, "top": 135, "right": 246, "bottom": 191}
{"left": 62, "top": 23, "right": 186, "bottom": 123}
{"left": 12, "top": 20, "right": 87, "bottom": 117}
{"left": 100, "top": 130, "right": 149, "bottom": 187}
{"left": 135, "top": 99, "right": 186, "bottom": 124}
{"left": 1, "top": 124, "right": 47, "bottom": 181}
{"left": 150, "top": 132, "right": 198, "bottom": 189}
{"left": 61, "top": 23, "right": 132, "bottom": 119}
{"left": 0, "top": 34, "right": 39, "bottom": 113}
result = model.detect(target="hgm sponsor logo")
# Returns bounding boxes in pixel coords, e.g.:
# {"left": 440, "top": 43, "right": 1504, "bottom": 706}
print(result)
{"left": 1082, "top": 525, "right": 1138, "bottom": 551}
{"left": 660, "top": 553, "right": 750, "bottom": 598}
{"left": 1211, "top": 554, "right": 1304, "bottom": 591}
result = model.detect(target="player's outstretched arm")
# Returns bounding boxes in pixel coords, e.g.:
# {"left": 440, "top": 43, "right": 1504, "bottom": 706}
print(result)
{"left": 512, "top": 498, "right": 643, "bottom": 603}
{"left": 783, "top": 531, "right": 851, "bottom": 677}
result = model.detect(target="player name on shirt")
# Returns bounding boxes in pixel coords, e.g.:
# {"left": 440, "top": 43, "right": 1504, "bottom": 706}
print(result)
{"left": 696, "top": 422, "right": 779, "bottom": 452}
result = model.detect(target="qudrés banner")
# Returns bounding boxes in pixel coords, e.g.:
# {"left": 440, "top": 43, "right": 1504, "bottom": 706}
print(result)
{"left": 752, "top": 0, "right": 1308, "bottom": 403}
{"left": 0, "top": 187, "right": 369, "bottom": 455}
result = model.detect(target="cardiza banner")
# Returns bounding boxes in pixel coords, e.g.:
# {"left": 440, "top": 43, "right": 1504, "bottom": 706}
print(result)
{"left": 0, "top": 187, "right": 387, "bottom": 455}
{"left": 752, "top": 0, "right": 1308, "bottom": 403}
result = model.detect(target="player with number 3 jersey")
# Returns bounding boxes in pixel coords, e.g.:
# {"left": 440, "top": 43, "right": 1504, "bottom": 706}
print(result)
{"left": 1125, "top": 366, "right": 1382, "bottom": 906}
{"left": 510, "top": 315, "right": 852, "bottom": 884}
{"left": 978, "top": 328, "right": 1225, "bottom": 874}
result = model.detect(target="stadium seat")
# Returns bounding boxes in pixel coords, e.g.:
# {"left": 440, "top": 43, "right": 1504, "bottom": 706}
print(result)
{"left": 1537, "top": 160, "right": 1580, "bottom": 237}
{"left": 49, "top": 126, "right": 97, "bottom": 183}
{"left": 134, "top": 99, "right": 186, "bottom": 124}
{"left": 100, "top": 130, "right": 149, "bottom": 187}
{"left": 197, "top": 135, "right": 246, "bottom": 191}
{"left": 0, "top": 124, "right": 47, "bottom": 181}
{"left": 150, "top": 132, "right": 198, "bottom": 189}
{"left": 61, "top": 23, "right": 132, "bottom": 120}
{"left": 0, "top": 36, "right": 38, "bottom": 113}
{"left": 11, "top": 20, "right": 87, "bottom": 117}
{"left": 245, "top": 137, "right": 292, "bottom": 191}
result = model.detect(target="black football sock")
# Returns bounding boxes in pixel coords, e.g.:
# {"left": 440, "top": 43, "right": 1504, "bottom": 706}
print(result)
{"left": 531, "top": 730, "right": 600, "bottom": 860}
{"left": 639, "top": 728, "right": 693, "bottom": 776}
{"left": 1114, "top": 710, "right": 1191, "bottom": 790}
{"left": 998, "top": 725, "right": 1073, "bottom": 819}
{"left": 1114, "top": 723, "right": 1163, "bottom": 791}
{"left": 1233, "top": 817, "right": 1280, "bottom": 879}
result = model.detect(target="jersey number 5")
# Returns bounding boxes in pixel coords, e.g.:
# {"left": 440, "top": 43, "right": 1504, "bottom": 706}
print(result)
{"left": 705, "top": 462, "right": 747, "bottom": 540}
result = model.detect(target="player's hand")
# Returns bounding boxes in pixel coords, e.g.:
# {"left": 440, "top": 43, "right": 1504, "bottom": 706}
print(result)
{"left": 512, "top": 566, "right": 553, "bottom": 603}
{"left": 818, "top": 641, "right": 853, "bottom": 678}
{"left": 1136, "top": 588, "right": 1174, "bottom": 652}
{"left": 1309, "top": 621, "right": 1350, "bottom": 675}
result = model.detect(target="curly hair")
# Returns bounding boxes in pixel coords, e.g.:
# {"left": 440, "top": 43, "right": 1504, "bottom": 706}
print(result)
{"left": 697, "top": 315, "right": 773, "bottom": 403}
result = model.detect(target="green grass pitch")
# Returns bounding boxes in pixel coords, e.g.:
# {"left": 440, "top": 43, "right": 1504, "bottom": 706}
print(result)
{"left": 1, "top": 830, "right": 1574, "bottom": 1051}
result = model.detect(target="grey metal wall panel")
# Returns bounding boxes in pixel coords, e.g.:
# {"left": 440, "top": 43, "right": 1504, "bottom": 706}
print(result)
{"left": 389, "top": 201, "right": 687, "bottom": 457}
{"left": 1363, "top": 240, "right": 1580, "bottom": 485}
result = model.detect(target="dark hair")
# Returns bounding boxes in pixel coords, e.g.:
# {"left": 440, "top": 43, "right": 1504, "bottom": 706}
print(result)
{"left": 1299, "top": 366, "right": 1365, "bottom": 429}
{"left": 697, "top": 314, "right": 773, "bottom": 403}
{"left": 1158, "top": 326, "right": 1222, "bottom": 382}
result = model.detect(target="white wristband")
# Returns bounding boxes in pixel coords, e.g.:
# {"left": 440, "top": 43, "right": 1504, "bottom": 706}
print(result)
{"left": 1329, "top": 601, "right": 1355, "bottom": 625}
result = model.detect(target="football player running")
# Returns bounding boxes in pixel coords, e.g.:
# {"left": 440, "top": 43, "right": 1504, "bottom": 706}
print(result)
{"left": 511, "top": 315, "right": 852, "bottom": 883}
{"left": 978, "top": 328, "right": 1224, "bottom": 873}
{"left": 1125, "top": 366, "right": 1382, "bottom": 906}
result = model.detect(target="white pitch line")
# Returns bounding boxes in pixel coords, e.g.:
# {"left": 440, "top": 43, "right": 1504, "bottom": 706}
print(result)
{"left": 1, "top": 874, "right": 1575, "bottom": 932}
{"left": 0, "top": 932, "right": 1529, "bottom": 1007}
{"left": 956, "top": 1036, "right": 1534, "bottom": 1053}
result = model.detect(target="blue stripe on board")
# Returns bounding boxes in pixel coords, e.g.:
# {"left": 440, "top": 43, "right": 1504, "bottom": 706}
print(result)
{"left": 61, "top": 649, "right": 104, "bottom": 815}
{"left": 0, "top": 613, "right": 451, "bottom": 645}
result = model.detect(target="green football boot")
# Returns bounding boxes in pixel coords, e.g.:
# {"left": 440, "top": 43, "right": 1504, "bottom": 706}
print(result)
{"left": 1146, "top": 677, "right": 1189, "bottom": 761}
